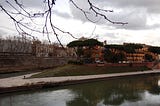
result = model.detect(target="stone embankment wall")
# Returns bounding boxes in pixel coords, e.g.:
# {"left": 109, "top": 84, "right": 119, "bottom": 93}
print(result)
{"left": 86, "top": 62, "right": 156, "bottom": 69}
{"left": 0, "top": 55, "right": 75, "bottom": 73}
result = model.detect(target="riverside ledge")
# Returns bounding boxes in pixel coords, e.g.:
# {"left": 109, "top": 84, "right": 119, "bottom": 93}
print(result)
{"left": 0, "top": 69, "right": 160, "bottom": 94}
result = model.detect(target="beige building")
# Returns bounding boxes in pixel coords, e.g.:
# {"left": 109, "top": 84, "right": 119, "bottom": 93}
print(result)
{"left": 126, "top": 53, "right": 145, "bottom": 63}
{"left": 32, "top": 40, "right": 76, "bottom": 58}
{"left": 108, "top": 43, "right": 159, "bottom": 63}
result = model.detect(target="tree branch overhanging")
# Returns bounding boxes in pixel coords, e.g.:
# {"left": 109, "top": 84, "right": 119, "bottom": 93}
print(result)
{"left": 70, "top": 0, "right": 128, "bottom": 25}
{"left": 0, "top": 0, "right": 128, "bottom": 47}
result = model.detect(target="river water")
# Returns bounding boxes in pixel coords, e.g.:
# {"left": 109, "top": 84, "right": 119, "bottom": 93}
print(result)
{"left": 1, "top": 75, "right": 160, "bottom": 106}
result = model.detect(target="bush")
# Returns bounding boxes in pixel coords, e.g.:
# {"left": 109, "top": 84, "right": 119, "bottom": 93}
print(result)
{"left": 68, "top": 60, "right": 83, "bottom": 65}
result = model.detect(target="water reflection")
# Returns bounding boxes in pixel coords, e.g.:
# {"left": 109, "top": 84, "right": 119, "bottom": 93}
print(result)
{"left": 0, "top": 89, "right": 75, "bottom": 106}
{"left": 0, "top": 75, "right": 160, "bottom": 106}
{"left": 158, "top": 80, "right": 160, "bottom": 86}
{"left": 66, "top": 76, "right": 160, "bottom": 106}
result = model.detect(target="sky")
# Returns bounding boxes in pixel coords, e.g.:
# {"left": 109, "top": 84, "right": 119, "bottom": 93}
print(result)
{"left": 0, "top": 0, "right": 160, "bottom": 46}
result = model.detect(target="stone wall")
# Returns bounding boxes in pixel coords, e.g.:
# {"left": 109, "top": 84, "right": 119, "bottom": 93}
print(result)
{"left": 86, "top": 62, "right": 156, "bottom": 69}
{"left": 0, "top": 56, "right": 76, "bottom": 73}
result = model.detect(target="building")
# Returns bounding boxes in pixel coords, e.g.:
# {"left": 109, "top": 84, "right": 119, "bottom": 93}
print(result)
{"left": 126, "top": 53, "right": 145, "bottom": 63}
{"left": 32, "top": 40, "right": 76, "bottom": 58}
{"left": 91, "top": 45, "right": 104, "bottom": 62}
{"left": 105, "top": 43, "right": 159, "bottom": 63}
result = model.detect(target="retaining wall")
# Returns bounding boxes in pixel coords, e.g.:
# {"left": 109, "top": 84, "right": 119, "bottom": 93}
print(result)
{"left": 86, "top": 62, "right": 155, "bottom": 69}
{"left": 0, "top": 56, "right": 76, "bottom": 73}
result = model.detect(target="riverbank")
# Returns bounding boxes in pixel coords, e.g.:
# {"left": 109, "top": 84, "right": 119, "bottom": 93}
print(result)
{"left": 0, "top": 69, "right": 160, "bottom": 94}
{"left": 30, "top": 64, "right": 150, "bottom": 78}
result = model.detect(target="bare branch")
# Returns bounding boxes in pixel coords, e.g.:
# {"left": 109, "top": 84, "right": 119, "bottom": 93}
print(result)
{"left": 70, "top": 0, "right": 128, "bottom": 25}
{"left": 70, "top": 0, "right": 100, "bottom": 23}
{"left": 0, "top": 0, "right": 128, "bottom": 48}
{"left": 87, "top": 0, "right": 128, "bottom": 25}
{"left": 53, "top": 26, "right": 78, "bottom": 39}
{"left": 46, "top": 0, "right": 64, "bottom": 47}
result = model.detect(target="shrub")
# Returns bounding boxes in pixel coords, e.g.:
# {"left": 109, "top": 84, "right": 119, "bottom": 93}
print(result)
{"left": 68, "top": 60, "right": 83, "bottom": 65}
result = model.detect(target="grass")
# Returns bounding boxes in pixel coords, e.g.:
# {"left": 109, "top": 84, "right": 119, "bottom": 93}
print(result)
{"left": 30, "top": 64, "right": 151, "bottom": 78}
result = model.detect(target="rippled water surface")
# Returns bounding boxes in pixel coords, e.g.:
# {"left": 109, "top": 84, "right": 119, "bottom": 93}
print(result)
{"left": 1, "top": 75, "right": 160, "bottom": 106}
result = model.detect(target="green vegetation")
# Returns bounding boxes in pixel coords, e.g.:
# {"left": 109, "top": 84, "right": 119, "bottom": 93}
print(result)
{"left": 124, "top": 43, "right": 143, "bottom": 53}
{"left": 67, "top": 39, "right": 103, "bottom": 48}
{"left": 31, "top": 65, "right": 150, "bottom": 78}
{"left": 104, "top": 44, "right": 143, "bottom": 53}
{"left": 104, "top": 44, "right": 144, "bottom": 63}
{"left": 104, "top": 44, "right": 160, "bottom": 63}
{"left": 104, "top": 45, "right": 124, "bottom": 51}
{"left": 68, "top": 60, "right": 83, "bottom": 65}
{"left": 148, "top": 46, "right": 160, "bottom": 54}
{"left": 145, "top": 54, "right": 154, "bottom": 62}
{"left": 67, "top": 40, "right": 84, "bottom": 47}
{"left": 104, "top": 49, "right": 126, "bottom": 63}
{"left": 67, "top": 39, "right": 103, "bottom": 60}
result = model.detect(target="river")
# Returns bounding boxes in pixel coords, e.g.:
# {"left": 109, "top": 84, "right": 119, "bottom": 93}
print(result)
{"left": 0, "top": 75, "right": 160, "bottom": 106}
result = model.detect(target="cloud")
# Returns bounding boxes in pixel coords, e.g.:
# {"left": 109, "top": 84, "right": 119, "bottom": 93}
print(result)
{"left": 96, "top": 0, "right": 160, "bottom": 14}
{"left": 69, "top": 0, "right": 160, "bottom": 30}
{"left": 1, "top": 0, "right": 160, "bottom": 46}
{"left": 109, "top": 9, "right": 148, "bottom": 30}
{"left": 53, "top": 10, "right": 72, "bottom": 19}
{"left": 0, "top": 0, "right": 44, "bottom": 8}
{"left": 0, "top": 29, "right": 7, "bottom": 36}
{"left": 69, "top": 0, "right": 90, "bottom": 22}
{"left": 3, "top": 0, "right": 158, "bottom": 31}
{"left": 70, "top": 0, "right": 160, "bottom": 12}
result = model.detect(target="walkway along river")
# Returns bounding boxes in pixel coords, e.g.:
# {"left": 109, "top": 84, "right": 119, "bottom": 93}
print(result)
{"left": 0, "top": 69, "right": 160, "bottom": 93}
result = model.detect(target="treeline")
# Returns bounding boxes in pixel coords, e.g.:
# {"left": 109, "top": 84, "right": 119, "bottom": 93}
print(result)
{"left": 67, "top": 39, "right": 103, "bottom": 58}
{"left": 104, "top": 44, "right": 142, "bottom": 63}
{"left": 105, "top": 44, "right": 160, "bottom": 54}
{"left": 0, "top": 36, "right": 59, "bottom": 55}
{"left": 104, "top": 44, "right": 143, "bottom": 53}
{"left": 67, "top": 39, "right": 160, "bottom": 63}
{"left": 67, "top": 39, "right": 103, "bottom": 47}
{"left": 104, "top": 44, "right": 160, "bottom": 63}
{"left": 104, "top": 49, "right": 125, "bottom": 63}
{"left": 148, "top": 47, "right": 160, "bottom": 54}
{"left": 0, "top": 36, "right": 32, "bottom": 53}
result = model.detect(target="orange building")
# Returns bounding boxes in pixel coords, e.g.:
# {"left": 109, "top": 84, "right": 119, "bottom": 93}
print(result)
{"left": 83, "top": 45, "right": 104, "bottom": 62}
{"left": 91, "top": 45, "right": 104, "bottom": 62}
{"left": 105, "top": 43, "right": 159, "bottom": 63}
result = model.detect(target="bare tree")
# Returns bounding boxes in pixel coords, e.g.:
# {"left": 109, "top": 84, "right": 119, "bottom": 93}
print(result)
{"left": 0, "top": 0, "right": 127, "bottom": 47}
{"left": 0, "top": 35, "right": 32, "bottom": 54}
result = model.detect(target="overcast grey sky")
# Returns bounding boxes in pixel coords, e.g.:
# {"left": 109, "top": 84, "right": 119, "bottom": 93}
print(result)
{"left": 0, "top": 0, "right": 160, "bottom": 46}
